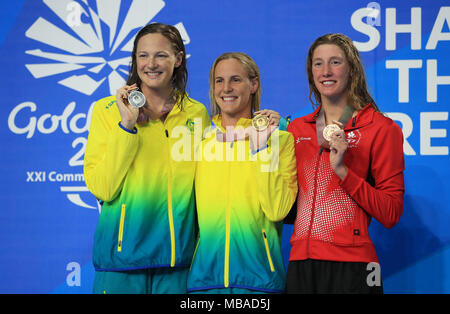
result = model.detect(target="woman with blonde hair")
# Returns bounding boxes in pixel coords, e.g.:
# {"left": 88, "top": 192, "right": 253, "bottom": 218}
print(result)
{"left": 286, "top": 33, "right": 405, "bottom": 293}
{"left": 188, "top": 52, "right": 298, "bottom": 293}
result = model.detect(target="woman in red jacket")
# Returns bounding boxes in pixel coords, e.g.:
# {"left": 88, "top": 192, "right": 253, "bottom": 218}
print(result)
{"left": 286, "top": 33, "right": 405, "bottom": 293}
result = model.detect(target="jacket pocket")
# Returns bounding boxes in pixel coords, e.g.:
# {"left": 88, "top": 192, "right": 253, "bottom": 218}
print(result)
{"left": 117, "top": 204, "right": 126, "bottom": 252}
{"left": 262, "top": 229, "right": 275, "bottom": 272}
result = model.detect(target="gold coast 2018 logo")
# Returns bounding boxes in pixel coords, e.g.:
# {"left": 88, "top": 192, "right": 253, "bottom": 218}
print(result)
{"left": 10, "top": 0, "right": 190, "bottom": 212}
{"left": 24, "top": 0, "right": 190, "bottom": 96}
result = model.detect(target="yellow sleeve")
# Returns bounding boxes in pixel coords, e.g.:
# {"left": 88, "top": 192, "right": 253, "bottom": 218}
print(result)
{"left": 83, "top": 98, "right": 139, "bottom": 202}
{"left": 254, "top": 130, "right": 298, "bottom": 222}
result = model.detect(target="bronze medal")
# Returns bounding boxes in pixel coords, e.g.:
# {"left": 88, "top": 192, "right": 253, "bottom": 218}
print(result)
{"left": 323, "top": 124, "right": 341, "bottom": 141}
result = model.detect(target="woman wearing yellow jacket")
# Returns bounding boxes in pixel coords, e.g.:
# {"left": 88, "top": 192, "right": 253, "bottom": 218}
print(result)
{"left": 187, "top": 52, "right": 298, "bottom": 293}
{"left": 84, "top": 23, "right": 210, "bottom": 294}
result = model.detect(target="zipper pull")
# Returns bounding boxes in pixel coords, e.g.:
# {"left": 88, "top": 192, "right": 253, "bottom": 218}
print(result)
{"left": 165, "top": 129, "right": 169, "bottom": 138}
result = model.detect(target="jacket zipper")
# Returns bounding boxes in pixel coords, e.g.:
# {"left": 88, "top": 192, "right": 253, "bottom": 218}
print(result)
{"left": 306, "top": 150, "right": 322, "bottom": 256}
{"left": 224, "top": 143, "right": 232, "bottom": 288}
{"left": 262, "top": 229, "right": 275, "bottom": 272}
{"left": 117, "top": 203, "right": 126, "bottom": 252}
{"left": 166, "top": 127, "right": 176, "bottom": 267}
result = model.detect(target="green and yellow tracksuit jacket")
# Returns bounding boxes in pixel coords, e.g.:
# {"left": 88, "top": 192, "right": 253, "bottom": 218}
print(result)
{"left": 187, "top": 115, "right": 298, "bottom": 293}
{"left": 84, "top": 95, "right": 210, "bottom": 271}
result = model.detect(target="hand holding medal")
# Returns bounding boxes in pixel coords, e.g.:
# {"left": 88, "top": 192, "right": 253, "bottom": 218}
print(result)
{"left": 252, "top": 113, "right": 269, "bottom": 131}
{"left": 253, "top": 109, "right": 281, "bottom": 130}
{"left": 249, "top": 109, "right": 280, "bottom": 151}
{"left": 323, "top": 123, "right": 341, "bottom": 142}
{"left": 215, "top": 109, "right": 280, "bottom": 152}
{"left": 116, "top": 84, "right": 149, "bottom": 130}
{"left": 327, "top": 120, "right": 348, "bottom": 180}
{"left": 128, "top": 88, "right": 146, "bottom": 109}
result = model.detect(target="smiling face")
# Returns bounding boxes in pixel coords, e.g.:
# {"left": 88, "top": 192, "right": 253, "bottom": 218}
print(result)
{"left": 213, "top": 58, "right": 259, "bottom": 120}
{"left": 136, "top": 33, "right": 182, "bottom": 92}
{"left": 311, "top": 44, "right": 350, "bottom": 105}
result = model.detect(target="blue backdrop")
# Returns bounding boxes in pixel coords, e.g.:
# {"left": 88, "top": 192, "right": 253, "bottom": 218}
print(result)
{"left": 1, "top": 0, "right": 449, "bottom": 293}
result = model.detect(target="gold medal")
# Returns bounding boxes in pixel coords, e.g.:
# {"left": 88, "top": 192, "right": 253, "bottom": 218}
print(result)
{"left": 252, "top": 114, "right": 269, "bottom": 131}
{"left": 323, "top": 124, "right": 341, "bottom": 141}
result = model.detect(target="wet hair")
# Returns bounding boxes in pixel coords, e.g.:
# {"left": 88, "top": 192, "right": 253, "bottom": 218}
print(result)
{"left": 306, "top": 33, "right": 380, "bottom": 112}
{"left": 127, "top": 23, "right": 188, "bottom": 108}
{"left": 209, "top": 52, "right": 261, "bottom": 117}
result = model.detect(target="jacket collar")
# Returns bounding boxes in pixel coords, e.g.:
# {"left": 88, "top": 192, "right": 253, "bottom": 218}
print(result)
{"left": 212, "top": 114, "right": 252, "bottom": 132}
{"left": 304, "top": 103, "right": 375, "bottom": 130}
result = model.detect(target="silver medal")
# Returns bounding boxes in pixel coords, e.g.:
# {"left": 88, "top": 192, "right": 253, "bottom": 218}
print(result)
{"left": 128, "top": 90, "right": 146, "bottom": 108}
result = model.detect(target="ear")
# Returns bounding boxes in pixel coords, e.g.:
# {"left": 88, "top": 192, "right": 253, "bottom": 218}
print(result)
{"left": 250, "top": 77, "right": 259, "bottom": 94}
{"left": 175, "top": 51, "right": 184, "bottom": 68}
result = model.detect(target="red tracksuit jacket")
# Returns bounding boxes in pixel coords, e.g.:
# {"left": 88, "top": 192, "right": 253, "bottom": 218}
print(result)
{"left": 287, "top": 104, "right": 405, "bottom": 263}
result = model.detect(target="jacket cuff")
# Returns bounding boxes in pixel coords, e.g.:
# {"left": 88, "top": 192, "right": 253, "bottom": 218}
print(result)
{"left": 118, "top": 122, "right": 137, "bottom": 134}
{"left": 251, "top": 144, "right": 268, "bottom": 155}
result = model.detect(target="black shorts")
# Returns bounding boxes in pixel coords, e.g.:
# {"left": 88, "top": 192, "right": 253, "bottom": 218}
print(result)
{"left": 286, "top": 259, "right": 383, "bottom": 294}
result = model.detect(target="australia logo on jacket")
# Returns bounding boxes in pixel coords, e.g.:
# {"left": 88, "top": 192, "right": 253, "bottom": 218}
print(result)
{"left": 186, "top": 118, "right": 195, "bottom": 133}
